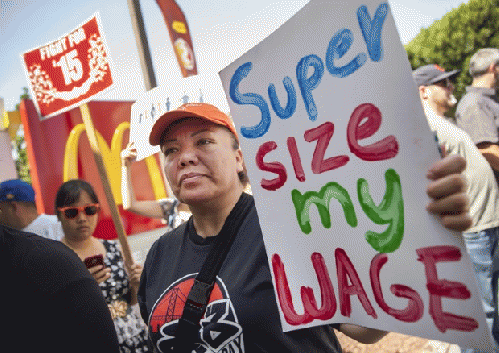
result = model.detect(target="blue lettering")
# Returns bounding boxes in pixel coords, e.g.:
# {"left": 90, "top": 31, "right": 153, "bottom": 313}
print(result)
{"left": 296, "top": 55, "right": 324, "bottom": 121}
{"left": 325, "top": 28, "right": 367, "bottom": 78}
{"left": 268, "top": 76, "right": 297, "bottom": 120}
{"left": 357, "top": 3, "right": 388, "bottom": 62}
{"left": 230, "top": 62, "right": 272, "bottom": 139}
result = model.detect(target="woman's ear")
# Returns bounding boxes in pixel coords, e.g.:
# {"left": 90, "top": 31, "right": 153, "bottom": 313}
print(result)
{"left": 235, "top": 149, "right": 244, "bottom": 174}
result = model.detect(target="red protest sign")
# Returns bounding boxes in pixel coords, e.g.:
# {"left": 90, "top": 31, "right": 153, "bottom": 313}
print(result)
{"left": 22, "top": 14, "right": 113, "bottom": 118}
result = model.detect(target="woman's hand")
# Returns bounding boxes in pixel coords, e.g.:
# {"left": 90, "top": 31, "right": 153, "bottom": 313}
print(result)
{"left": 426, "top": 154, "right": 472, "bottom": 232}
{"left": 128, "top": 263, "right": 143, "bottom": 291}
{"left": 88, "top": 264, "right": 111, "bottom": 284}
{"left": 120, "top": 142, "right": 137, "bottom": 166}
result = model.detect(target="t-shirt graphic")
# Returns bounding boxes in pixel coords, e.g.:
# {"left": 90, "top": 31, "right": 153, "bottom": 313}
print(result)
{"left": 149, "top": 273, "right": 245, "bottom": 352}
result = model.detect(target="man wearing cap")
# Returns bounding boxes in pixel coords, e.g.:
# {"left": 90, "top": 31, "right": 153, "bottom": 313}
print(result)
{"left": 414, "top": 64, "right": 499, "bottom": 345}
{"left": 0, "top": 179, "right": 63, "bottom": 240}
{"left": 456, "top": 48, "right": 499, "bottom": 182}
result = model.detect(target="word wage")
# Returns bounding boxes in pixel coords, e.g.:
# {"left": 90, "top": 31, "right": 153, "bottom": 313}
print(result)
{"left": 272, "top": 247, "right": 479, "bottom": 333}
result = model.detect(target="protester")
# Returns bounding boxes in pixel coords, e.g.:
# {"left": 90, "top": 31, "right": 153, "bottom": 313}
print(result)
{"left": 414, "top": 64, "right": 499, "bottom": 351}
{"left": 456, "top": 48, "right": 499, "bottom": 182}
{"left": 56, "top": 179, "right": 149, "bottom": 353}
{"left": 137, "top": 102, "right": 472, "bottom": 352}
{"left": 121, "top": 141, "right": 191, "bottom": 229}
{"left": 0, "top": 178, "right": 63, "bottom": 240}
{"left": 2, "top": 224, "right": 120, "bottom": 352}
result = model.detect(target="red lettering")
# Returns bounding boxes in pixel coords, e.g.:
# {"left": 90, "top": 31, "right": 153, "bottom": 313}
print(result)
{"left": 417, "top": 246, "right": 479, "bottom": 333}
{"left": 287, "top": 137, "right": 306, "bottom": 182}
{"left": 304, "top": 121, "right": 349, "bottom": 174}
{"left": 302, "top": 253, "right": 337, "bottom": 320}
{"left": 272, "top": 253, "right": 310, "bottom": 325}
{"left": 370, "top": 253, "right": 423, "bottom": 322}
{"left": 256, "top": 141, "right": 287, "bottom": 191}
{"left": 335, "top": 248, "right": 377, "bottom": 318}
{"left": 272, "top": 253, "right": 336, "bottom": 325}
{"left": 347, "top": 103, "right": 399, "bottom": 161}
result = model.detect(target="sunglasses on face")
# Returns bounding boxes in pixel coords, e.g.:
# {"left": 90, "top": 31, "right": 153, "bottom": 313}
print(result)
{"left": 433, "top": 78, "right": 453, "bottom": 88}
{"left": 58, "top": 204, "right": 100, "bottom": 219}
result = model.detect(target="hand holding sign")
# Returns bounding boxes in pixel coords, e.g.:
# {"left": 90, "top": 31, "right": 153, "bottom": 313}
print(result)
{"left": 220, "top": 0, "right": 493, "bottom": 350}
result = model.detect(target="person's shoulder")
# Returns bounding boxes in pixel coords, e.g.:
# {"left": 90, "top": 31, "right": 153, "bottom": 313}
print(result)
{"left": 3, "top": 225, "right": 92, "bottom": 291}
{"left": 145, "top": 223, "right": 187, "bottom": 263}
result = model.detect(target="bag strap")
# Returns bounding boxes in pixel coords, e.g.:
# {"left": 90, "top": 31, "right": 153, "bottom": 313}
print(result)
{"left": 174, "top": 193, "right": 253, "bottom": 352}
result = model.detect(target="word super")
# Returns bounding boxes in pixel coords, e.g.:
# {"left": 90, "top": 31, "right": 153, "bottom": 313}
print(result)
{"left": 229, "top": 3, "right": 389, "bottom": 139}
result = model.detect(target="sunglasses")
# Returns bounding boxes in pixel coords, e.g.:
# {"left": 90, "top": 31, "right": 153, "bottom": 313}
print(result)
{"left": 433, "top": 78, "right": 453, "bottom": 88}
{"left": 58, "top": 204, "right": 100, "bottom": 219}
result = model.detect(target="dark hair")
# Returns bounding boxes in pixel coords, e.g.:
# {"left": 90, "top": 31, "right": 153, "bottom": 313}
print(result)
{"left": 55, "top": 179, "right": 99, "bottom": 212}
{"left": 227, "top": 130, "right": 250, "bottom": 186}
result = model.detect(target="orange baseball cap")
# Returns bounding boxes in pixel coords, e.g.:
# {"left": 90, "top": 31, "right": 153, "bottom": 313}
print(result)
{"left": 149, "top": 103, "right": 238, "bottom": 146}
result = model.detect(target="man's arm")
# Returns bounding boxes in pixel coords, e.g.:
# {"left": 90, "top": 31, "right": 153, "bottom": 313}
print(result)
{"left": 54, "top": 278, "right": 121, "bottom": 353}
{"left": 477, "top": 142, "right": 499, "bottom": 172}
{"left": 338, "top": 324, "right": 387, "bottom": 344}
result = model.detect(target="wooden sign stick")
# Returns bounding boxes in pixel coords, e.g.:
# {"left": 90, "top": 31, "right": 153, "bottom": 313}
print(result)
{"left": 79, "top": 103, "right": 134, "bottom": 268}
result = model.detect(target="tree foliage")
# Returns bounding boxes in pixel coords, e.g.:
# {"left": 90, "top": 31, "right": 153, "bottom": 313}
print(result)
{"left": 14, "top": 87, "right": 31, "bottom": 183}
{"left": 405, "top": 0, "right": 499, "bottom": 113}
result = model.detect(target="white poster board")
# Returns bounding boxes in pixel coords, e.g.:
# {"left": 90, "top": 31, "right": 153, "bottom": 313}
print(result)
{"left": 219, "top": 0, "right": 494, "bottom": 350}
{"left": 130, "top": 74, "right": 229, "bottom": 161}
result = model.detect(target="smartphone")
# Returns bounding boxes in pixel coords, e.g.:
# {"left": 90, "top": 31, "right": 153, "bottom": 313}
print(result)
{"left": 83, "top": 254, "right": 105, "bottom": 269}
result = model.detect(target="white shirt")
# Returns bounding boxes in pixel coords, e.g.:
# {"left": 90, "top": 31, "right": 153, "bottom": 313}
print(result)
{"left": 22, "top": 214, "right": 64, "bottom": 241}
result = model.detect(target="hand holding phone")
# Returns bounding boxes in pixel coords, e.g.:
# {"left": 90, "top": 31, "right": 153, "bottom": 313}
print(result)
{"left": 83, "top": 254, "right": 104, "bottom": 269}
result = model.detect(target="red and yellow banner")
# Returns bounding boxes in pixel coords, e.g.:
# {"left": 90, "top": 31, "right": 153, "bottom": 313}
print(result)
{"left": 19, "top": 98, "right": 167, "bottom": 239}
{"left": 156, "top": 0, "right": 197, "bottom": 78}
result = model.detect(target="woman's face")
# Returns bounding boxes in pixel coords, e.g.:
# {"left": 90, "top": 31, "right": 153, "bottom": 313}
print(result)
{"left": 58, "top": 190, "right": 99, "bottom": 241}
{"left": 161, "top": 118, "right": 244, "bottom": 207}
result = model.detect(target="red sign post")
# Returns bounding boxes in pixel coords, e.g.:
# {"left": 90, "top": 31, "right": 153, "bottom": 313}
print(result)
{"left": 22, "top": 14, "right": 113, "bottom": 118}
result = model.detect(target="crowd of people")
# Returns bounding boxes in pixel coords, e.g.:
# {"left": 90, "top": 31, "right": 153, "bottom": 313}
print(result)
{"left": 2, "top": 47, "right": 499, "bottom": 353}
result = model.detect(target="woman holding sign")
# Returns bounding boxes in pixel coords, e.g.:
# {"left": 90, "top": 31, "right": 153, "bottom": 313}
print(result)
{"left": 56, "top": 179, "right": 150, "bottom": 353}
{"left": 137, "top": 103, "right": 472, "bottom": 352}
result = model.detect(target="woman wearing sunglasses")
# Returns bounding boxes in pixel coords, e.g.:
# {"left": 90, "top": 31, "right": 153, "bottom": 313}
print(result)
{"left": 56, "top": 179, "right": 149, "bottom": 353}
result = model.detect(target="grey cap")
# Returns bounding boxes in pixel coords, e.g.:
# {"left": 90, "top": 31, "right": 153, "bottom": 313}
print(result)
{"left": 412, "top": 64, "right": 459, "bottom": 87}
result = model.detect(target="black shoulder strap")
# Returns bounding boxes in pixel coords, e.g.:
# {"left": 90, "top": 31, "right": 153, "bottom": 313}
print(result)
{"left": 173, "top": 193, "right": 254, "bottom": 352}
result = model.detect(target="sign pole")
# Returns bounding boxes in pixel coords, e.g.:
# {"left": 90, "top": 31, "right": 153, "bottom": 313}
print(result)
{"left": 79, "top": 103, "right": 134, "bottom": 268}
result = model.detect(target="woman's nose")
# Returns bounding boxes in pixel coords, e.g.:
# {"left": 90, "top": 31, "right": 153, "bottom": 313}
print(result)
{"left": 178, "top": 148, "right": 198, "bottom": 167}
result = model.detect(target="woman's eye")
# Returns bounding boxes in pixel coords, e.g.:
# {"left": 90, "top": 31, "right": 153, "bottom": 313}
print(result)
{"left": 197, "top": 138, "right": 211, "bottom": 146}
{"left": 162, "top": 147, "right": 177, "bottom": 156}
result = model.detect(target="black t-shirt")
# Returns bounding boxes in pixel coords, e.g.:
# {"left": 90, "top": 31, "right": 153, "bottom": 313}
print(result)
{"left": 138, "top": 193, "right": 342, "bottom": 352}
{"left": 1, "top": 225, "right": 120, "bottom": 353}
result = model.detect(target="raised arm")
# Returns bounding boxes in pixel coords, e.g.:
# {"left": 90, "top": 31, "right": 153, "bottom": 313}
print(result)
{"left": 120, "top": 142, "right": 165, "bottom": 219}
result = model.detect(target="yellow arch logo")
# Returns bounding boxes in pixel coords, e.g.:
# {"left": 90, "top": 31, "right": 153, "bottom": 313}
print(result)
{"left": 172, "top": 21, "right": 187, "bottom": 34}
{"left": 63, "top": 122, "right": 167, "bottom": 205}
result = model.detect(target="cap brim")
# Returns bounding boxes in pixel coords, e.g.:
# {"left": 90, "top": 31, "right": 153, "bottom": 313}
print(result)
{"left": 149, "top": 110, "right": 207, "bottom": 146}
{"left": 428, "top": 69, "right": 460, "bottom": 85}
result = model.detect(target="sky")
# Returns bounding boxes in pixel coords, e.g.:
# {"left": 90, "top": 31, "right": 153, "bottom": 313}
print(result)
{"left": 0, "top": 0, "right": 470, "bottom": 113}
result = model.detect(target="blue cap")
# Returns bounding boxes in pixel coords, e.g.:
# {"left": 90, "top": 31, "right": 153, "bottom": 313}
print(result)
{"left": 0, "top": 179, "right": 35, "bottom": 203}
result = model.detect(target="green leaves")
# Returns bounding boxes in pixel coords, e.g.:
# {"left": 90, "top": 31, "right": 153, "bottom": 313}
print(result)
{"left": 405, "top": 0, "right": 499, "bottom": 119}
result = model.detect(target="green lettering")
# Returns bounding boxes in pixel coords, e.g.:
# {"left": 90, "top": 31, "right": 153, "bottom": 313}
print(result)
{"left": 357, "top": 168, "right": 404, "bottom": 253}
{"left": 292, "top": 182, "right": 358, "bottom": 234}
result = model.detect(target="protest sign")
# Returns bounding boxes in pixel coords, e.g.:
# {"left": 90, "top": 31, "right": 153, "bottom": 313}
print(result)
{"left": 219, "top": 0, "right": 494, "bottom": 349}
{"left": 22, "top": 13, "right": 114, "bottom": 118}
{"left": 130, "top": 73, "right": 229, "bottom": 161}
